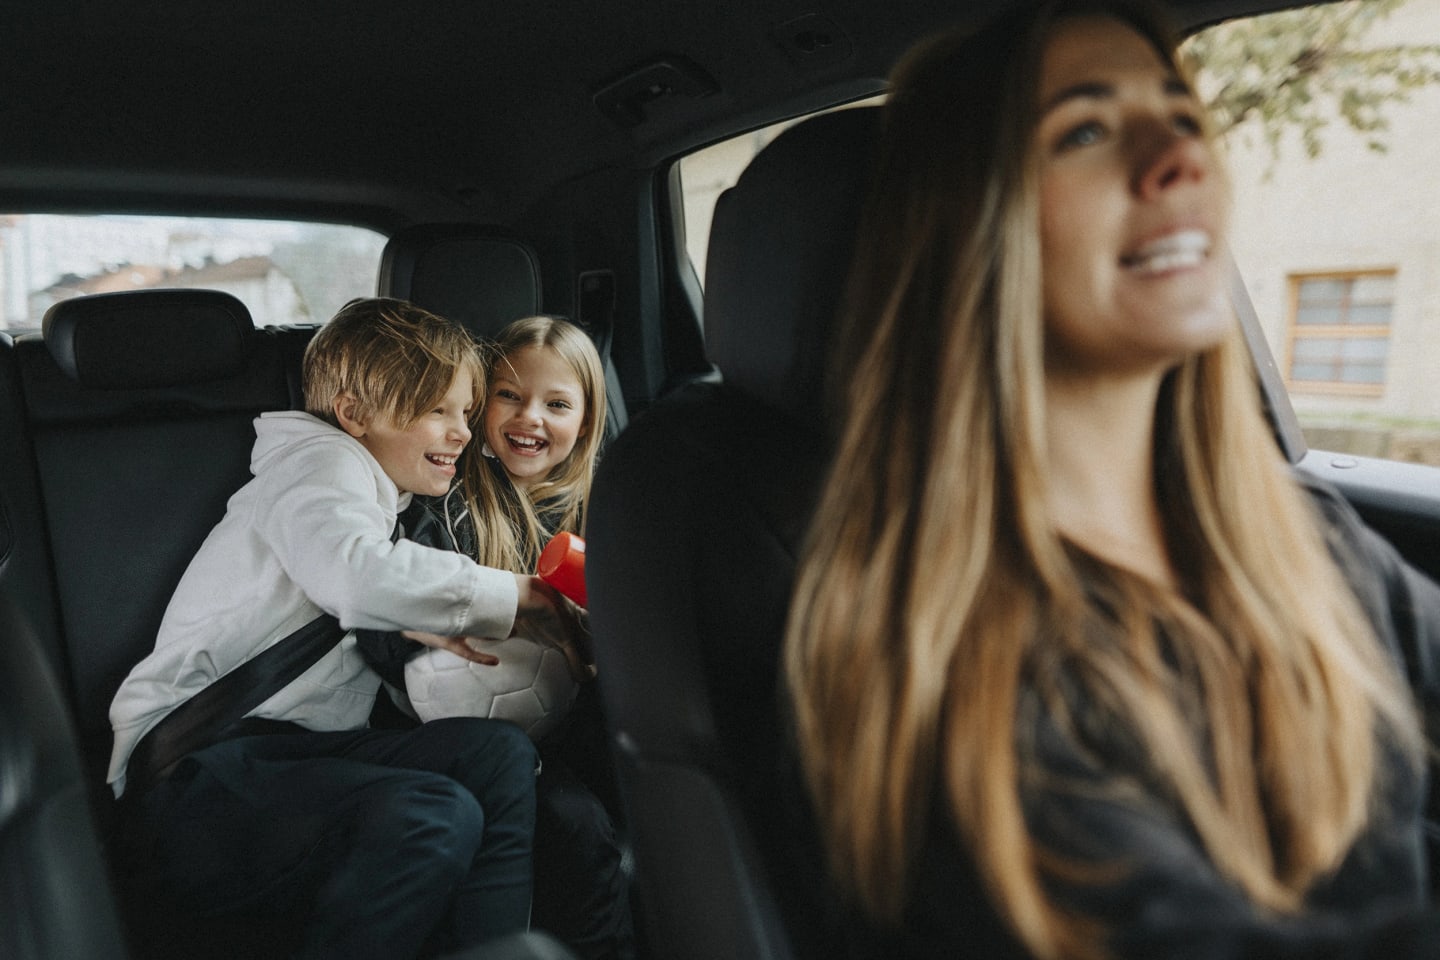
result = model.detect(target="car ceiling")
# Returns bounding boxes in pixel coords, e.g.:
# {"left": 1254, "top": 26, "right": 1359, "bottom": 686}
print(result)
{"left": 3, "top": 0, "right": 1299, "bottom": 228}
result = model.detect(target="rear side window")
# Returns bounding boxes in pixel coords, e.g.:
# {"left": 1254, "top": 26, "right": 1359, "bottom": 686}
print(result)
{"left": 0, "top": 214, "right": 388, "bottom": 334}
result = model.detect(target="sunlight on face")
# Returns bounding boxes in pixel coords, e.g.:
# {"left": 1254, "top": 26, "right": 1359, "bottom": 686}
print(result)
{"left": 1036, "top": 16, "right": 1233, "bottom": 381}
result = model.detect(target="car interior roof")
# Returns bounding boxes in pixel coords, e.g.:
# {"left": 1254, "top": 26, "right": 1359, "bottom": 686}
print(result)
{"left": 4, "top": 0, "right": 1302, "bottom": 229}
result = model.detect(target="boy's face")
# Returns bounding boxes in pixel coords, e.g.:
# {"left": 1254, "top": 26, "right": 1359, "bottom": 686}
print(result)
{"left": 338, "top": 369, "right": 474, "bottom": 497}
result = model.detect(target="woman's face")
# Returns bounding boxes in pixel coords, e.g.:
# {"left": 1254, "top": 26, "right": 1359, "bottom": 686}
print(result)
{"left": 1036, "top": 16, "right": 1232, "bottom": 380}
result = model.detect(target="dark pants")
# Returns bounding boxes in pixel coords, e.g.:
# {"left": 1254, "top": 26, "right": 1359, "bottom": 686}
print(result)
{"left": 117, "top": 717, "right": 537, "bottom": 960}
{"left": 532, "top": 759, "right": 634, "bottom": 960}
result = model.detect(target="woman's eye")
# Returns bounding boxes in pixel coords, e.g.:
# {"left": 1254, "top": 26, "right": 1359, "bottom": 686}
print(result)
{"left": 548, "top": 400, "right": 573, "bottom": 411}
{"left": 1056, "top": 121, "right": 1105, "bottom": 151}
{"left": 495, "top": 389, "right": 520, "bottom": 401}
{"left": 1172, "top": 112, "right": 1202, "bottom": 136}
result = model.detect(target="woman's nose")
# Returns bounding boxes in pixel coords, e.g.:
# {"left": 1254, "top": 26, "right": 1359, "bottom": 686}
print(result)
{"left": 1134, "top": 126, "right": 1209, "bottom": 199}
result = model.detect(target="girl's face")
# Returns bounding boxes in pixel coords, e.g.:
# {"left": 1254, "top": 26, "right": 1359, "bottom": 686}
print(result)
{"left": 483, "top": 344, "right": 588, "bottom": 489}
{"left": 1035, "top": 16, "right": 1232, "bottom": 380}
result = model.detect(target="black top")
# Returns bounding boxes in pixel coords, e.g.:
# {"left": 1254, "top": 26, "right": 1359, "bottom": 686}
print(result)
{"left": 842, "top": 478, "right": 1440, "bottom": 959}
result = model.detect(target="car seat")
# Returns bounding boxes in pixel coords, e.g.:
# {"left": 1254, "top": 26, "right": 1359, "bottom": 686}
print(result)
{"left": 586, "top": 106, "right": 883, "bottom": 960}
{"left": 0, "top": 594, "right": 130, "bottom": 960}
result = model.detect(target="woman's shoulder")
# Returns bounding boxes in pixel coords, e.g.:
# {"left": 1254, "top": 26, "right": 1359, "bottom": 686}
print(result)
{"left": 1292, "top": 469, "right": 1392, "bottom": 574}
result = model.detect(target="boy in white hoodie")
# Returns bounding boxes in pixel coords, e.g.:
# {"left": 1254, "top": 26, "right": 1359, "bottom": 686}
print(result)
{"left": 109, "top": 298, "right": 579, "bottom": 959}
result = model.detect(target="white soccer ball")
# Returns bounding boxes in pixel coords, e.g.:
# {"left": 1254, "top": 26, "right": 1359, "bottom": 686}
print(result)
{"left": 404, "top": 636, "right": 578, "bottom": 742}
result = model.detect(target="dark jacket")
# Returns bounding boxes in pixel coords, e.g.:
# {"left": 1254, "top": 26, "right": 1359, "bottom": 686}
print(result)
{"left": 852, "top": 478, "right": 1440, "bottom": 960}
{"left": 357, "top": 460, "right": 569, "bottom": 688}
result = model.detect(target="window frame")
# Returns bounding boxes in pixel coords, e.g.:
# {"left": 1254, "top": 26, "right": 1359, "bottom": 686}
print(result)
{"left": 1283, "top": 268, "right": 1396, "bottom": 398}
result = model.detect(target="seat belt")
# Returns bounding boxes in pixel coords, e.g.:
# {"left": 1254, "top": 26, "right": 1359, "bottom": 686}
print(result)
{"left": 124, "top": 613, "right": 346, "bottom": 795}
{"left": 125, "top": 521, "right": 403, "bottom": 795}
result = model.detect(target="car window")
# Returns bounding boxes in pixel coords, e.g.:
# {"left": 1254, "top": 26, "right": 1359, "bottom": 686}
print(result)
{"left": 0, "top": 214, "right": 388, "bottom": 334}
{"left": 1185, "top": 0, "right": 1440, "bottom": 465}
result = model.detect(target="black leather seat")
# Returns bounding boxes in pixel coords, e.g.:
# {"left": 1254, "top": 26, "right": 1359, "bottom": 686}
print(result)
{"left": 17, "top": 290, "right": 299, "bottom": 804}
{"left": 586, "top": 106, "right": 882, "bottom": 960}
{"left": 0, "top": 594, "right": 130, "bottom": 960}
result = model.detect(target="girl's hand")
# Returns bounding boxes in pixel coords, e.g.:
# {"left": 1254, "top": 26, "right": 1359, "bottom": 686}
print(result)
{"left": 401, "top": 629, "right": 501, "bottom": 667}
{"left": 513, "top": 574, "right": 596, "bottom": 682}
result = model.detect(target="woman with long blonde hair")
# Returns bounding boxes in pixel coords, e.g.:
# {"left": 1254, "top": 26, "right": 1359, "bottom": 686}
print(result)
{"left": 785, "top": 2, "right": 1440, "bottom": 957}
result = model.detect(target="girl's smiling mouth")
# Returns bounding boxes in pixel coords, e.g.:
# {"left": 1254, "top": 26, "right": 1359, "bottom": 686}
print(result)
{"left": 505, "top": 433, "right": 549, "bottom": 455}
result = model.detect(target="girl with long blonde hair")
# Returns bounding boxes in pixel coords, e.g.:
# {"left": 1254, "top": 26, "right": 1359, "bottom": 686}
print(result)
{"left": 463, "top": 314, "right": 606, "bottom": 571}
{"left": 785, "top": 2, "right": 1440, "bottom": 957}
{"left": 357, "top": 315, "right": 630, "bottom": 960}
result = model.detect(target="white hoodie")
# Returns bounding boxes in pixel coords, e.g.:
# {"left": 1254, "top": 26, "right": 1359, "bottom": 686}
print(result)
{"left": 107, "top": 411, "right": 518, "bottom": 796}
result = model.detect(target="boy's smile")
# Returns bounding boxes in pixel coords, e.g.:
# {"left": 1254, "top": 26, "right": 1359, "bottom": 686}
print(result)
{"left": 340, "top": 370, "right": 474, "bottom": 497}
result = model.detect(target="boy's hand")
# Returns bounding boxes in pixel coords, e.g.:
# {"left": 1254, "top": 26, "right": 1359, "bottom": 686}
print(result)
{"left": 401, "top": 629, "right": 501, "bottom": 667}
{"left": 514, "top": 575, "right": 596, "bottom": 683}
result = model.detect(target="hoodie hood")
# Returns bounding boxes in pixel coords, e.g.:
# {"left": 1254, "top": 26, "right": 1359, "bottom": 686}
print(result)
{"left": 250, "top": 411, "right": 413, "bottom": 511}
{"left": 251, "top": 411, "right": 349, "bottom": 474}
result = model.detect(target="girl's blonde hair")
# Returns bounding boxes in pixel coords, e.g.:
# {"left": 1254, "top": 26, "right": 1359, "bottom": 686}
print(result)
{"left": 783, "top": 2, "right": 1421, "bottom": 957}
{"left": 462, "top": 316, "right": 606, "bottom": 571}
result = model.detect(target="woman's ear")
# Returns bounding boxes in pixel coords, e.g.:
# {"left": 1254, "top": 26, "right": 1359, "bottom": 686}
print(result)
{"left": 332, "top": 394, "right": 368, "bottom": 439}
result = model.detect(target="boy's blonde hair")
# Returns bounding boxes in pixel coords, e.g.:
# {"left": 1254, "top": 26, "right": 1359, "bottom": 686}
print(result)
{"left": 303, "top": 297, "right": 485, "bottom": 429}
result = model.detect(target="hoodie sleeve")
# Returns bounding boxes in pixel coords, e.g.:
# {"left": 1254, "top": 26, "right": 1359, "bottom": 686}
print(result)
{"left": 251, "top": 437, "right": 517, "bottom": 640}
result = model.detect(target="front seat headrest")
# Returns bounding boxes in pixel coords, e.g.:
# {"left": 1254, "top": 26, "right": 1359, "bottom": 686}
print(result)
{"left": 378, "top": 225, "right": 543, "bottom": 339}
{"left": 703, "top": 106, "right": 883, "bottom": 416}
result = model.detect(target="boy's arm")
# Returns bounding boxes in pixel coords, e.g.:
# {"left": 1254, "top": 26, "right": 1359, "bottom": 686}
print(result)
{"left": 255, "top": 442, "right": 518, "bottom": 640}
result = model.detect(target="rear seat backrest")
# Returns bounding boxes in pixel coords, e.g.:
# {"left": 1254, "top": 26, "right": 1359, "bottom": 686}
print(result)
{"left": 12, "top": 289, "right": 302, "bottom": 793}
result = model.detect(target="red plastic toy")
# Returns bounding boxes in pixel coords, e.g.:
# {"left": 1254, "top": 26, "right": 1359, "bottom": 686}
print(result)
{"left": 537, "top": 531, "right": 587, "bottom": 607}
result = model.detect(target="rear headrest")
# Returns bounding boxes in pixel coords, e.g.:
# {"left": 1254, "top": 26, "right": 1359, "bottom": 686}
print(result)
{"left": 704, "top": 106, "right": 882, "bottom": 414}
{"left": 378, "top": 225, "right": 543, "bottom": 338}
{"left": 42, "top": 289, "right": 253, "bottom": 389}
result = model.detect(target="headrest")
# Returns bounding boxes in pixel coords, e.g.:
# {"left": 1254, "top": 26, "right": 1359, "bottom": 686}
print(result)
{"left": 704, "top": 106, "right": 882, "bottom": 414}
{"left": 378, "top": 225, "right": 543, "bottom": 338}
{"left": 42, "top": 289, "right": 253, "bottom": 389}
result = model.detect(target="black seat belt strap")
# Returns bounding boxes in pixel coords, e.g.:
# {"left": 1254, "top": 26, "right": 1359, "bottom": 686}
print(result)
{"left": 125, "top": 613, "right": 346, "bottom": 795}
{"left": 125, "top": 519, "right": 403, "bottom": 795}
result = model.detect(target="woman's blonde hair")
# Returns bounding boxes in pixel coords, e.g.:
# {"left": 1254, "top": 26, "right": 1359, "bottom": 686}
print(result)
{"left": 783, "top": 2, "right": 1421, "bottom": 957}
{"left": 462, "top": 316, "right": 606, "bottom": 571}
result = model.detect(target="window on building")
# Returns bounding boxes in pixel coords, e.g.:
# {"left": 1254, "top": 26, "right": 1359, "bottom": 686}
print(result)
{"left": 1286, "top": 271, "right": 1395, "bottom": 395}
